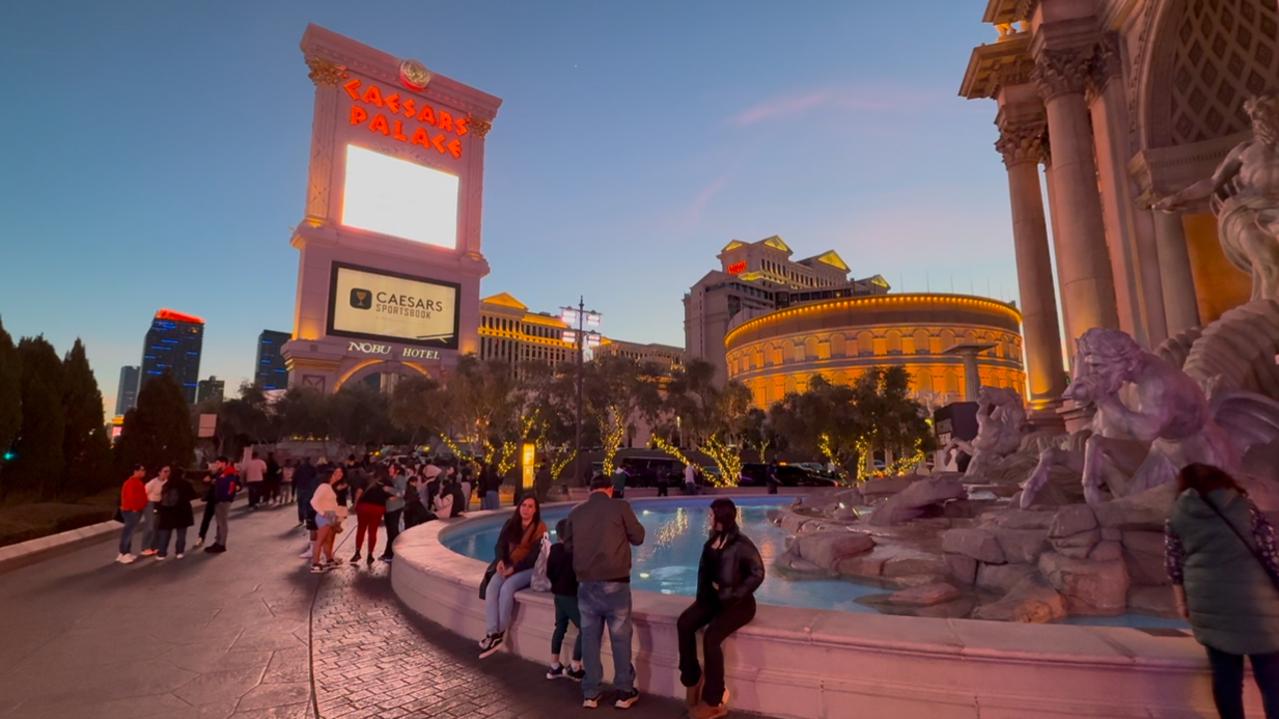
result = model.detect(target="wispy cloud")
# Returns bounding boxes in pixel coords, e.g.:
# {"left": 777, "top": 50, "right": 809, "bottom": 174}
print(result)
{"left": 729, "top": 87, "right": 935, "bottom": 127}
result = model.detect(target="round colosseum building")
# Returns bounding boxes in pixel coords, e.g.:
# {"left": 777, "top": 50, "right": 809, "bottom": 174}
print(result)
{"left": 723, "top": 293, "right": 1026, "bottom": 409}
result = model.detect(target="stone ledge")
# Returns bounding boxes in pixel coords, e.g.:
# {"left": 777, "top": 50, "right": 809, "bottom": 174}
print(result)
{"left": 390, "top": 497, "right": 1265, "bottom": 718}
{"left": 0, "top": 499, "right": 217, "bottom": 575}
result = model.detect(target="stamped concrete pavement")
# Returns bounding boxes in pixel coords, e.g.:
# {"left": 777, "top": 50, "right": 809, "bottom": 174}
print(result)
{"left": 0, "top": 502, "right": 770, "bottom": 719}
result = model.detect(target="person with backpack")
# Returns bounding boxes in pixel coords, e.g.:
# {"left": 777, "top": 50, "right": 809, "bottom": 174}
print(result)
{"left": 478, "top": 496, "right": 546, "bottom": 659}
{"left": 204, "top": 456, "right": 239, "bottom": 554}
{"left": 155, "top": 468, "right": 198, "bottom": 559}
{"left": 544, "top": 518, "right": 585, "bottom": 681}
{"left": 1165, "top": 463, "right": 1279, "bottom": 719}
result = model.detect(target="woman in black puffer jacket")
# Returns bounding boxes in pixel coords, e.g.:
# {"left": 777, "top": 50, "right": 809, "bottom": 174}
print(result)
{"left": 678, "top": 498, "right": 765, "bottom": 719}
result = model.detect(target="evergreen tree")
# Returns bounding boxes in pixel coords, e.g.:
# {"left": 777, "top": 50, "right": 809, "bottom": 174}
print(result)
{"left": 115, "top": 373, "right": 194, "bottom": 476}
{"left": 8, "top": 337, "right": 66, "bottom": 499}
{"left": 0, "top": 318, "right": 20, "bottom": 467}
{"left": 61, "top": 339, "right": 113, "bottom": 497}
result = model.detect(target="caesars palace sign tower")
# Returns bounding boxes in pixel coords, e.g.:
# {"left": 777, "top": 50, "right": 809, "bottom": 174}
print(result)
{"left": 282, "top": 24, "right": 501, "bottom": 393}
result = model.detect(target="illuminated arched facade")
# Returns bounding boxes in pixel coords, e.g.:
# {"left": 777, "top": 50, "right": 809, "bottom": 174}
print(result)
{"left": 723, "top": 293, "right": 1026, "bottom": 409}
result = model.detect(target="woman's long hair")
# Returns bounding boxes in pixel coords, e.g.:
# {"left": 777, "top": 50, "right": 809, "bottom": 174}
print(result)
{"left": 1177, "top": 463, "right": 1245, "bottom": 496}
{"left": 709, "top": 498, "right": 739, "bottom": 537}
{"left": 500, "top": 495, "right": 542, "bottom": 546}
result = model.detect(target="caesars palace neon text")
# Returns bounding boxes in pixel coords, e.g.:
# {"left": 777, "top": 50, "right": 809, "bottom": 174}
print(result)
{"left": 344, "top": 78, "right": 468, "bottom": 159}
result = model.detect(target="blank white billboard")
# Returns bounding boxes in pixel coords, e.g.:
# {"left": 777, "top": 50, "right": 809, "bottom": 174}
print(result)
{"left": 341, "top": 144, "right": 459, "bottom": 249}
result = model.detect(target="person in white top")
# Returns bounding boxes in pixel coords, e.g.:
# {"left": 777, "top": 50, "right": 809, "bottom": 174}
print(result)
{"left": 309, "top": 467, "right": 347, "bottom": 573}
{"left": 241, "top": 451, "right": 268, "bottom": 510}
{"left": 139, "top": 466, "right": 170, "bottom": 556}
{"left": 684, "top": 463, "right": 697, "bottom": 495}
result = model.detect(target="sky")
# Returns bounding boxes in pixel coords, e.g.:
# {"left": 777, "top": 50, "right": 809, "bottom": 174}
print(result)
{"left": 0, "top": 1, "right": 1019, "bottom": 417}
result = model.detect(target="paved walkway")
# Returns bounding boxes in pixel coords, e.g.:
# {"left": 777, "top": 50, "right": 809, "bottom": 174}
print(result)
{"left": 0, "top": 502, "right": 769, "bottom": 719}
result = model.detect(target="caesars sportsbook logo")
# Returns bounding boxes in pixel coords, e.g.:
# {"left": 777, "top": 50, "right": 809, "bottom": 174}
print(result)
{"left": 350, "top": 288, "right": 373, "bottom": 309}
{"left": 349, "top": 287, "right": 446, "bottom": 318}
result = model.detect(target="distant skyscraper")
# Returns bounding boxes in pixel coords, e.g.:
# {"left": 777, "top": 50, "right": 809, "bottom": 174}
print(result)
{"left": 140, "top": 309, "right": 205, "bottom": 404}
{"left": 196, "top": 376, "right": 225, "bottom": 404}
{"left": 114, "top": 366, "right": 140, "bottom": 416}
{"left": 256, "top": 330, "right": 291, "bottom": 390}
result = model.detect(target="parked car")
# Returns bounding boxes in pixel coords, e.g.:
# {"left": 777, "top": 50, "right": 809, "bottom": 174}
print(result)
{"left": 738, "top": 463, "right": 837, "bottom": 487}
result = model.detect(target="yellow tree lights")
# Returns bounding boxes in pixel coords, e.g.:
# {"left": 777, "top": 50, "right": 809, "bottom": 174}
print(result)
{"left": 600, "top": 405, "right": 626, "bottom": 477}
{"left": 701, "top": 435, "right": 741, "bottom": 489}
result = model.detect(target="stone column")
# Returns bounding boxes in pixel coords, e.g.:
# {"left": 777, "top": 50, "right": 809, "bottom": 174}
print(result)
{"left": 958, "top": 350, "right": 982, "bottom": 402}
{"left": 1087, "top": 36, "right": 1160, "bottom": 347}
{"left": 996, "top": 121, "right": 1068, "bottom": 409}
{"left": 1152, "top": 210, "right": 1201, "bottom": 334}
{"left": 1033, "top": 48, "right": 1120, "bottom": 343}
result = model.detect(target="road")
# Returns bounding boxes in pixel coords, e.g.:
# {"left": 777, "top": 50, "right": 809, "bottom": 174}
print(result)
{"left": 0, "top": 501, "right": 766, "bottom": 719}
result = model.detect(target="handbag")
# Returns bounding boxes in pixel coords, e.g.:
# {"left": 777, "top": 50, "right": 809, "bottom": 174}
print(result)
{"left": 478, "top": 559, "right": 498, "bottom": 600}
{"left": 1201, "top": 491, "right": 1279, "bottom": 592}
{"left": 530, "top": 535, "right": 552, "bottom": 592}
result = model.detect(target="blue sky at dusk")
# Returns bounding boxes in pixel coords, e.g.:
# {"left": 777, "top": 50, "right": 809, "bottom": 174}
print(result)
{"left": 1, "top": 2, "right": 1019, "bottom": 415}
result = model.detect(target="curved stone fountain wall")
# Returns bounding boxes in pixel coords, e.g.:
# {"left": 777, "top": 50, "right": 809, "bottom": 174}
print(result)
{"left": 389, "top": 502, "right": 1262, "bottom": 718}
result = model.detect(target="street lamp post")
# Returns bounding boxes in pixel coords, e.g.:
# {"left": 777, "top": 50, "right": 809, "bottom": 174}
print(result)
{"left": 561, "top": 299, "right": 601, "bottom": 485}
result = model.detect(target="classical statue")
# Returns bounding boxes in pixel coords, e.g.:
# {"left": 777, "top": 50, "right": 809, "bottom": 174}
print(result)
{"left": 944, "top": 386, "right": 1027, "bottom": 477}
{"left": 1155, "top": 94, "right": 1279, "bottom": 300}
{"left": 1020, "top": 328, "right": 1279, "bottom": 507}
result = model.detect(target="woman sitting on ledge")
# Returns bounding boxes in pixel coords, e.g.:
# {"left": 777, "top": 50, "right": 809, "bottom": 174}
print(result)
{"left": 479, "top": 495, "right": 546, "bottom": 658}
{"left": 679, "top": 498, "right": 765, "bottom": 719}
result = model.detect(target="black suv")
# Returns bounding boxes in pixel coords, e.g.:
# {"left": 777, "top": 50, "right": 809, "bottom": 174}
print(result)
{"left": 738, "top": 463, "right": 837, "bottom": 487}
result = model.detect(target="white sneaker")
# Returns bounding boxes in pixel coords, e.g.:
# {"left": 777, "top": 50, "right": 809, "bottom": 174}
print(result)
{"left": 154, "top": 555, "right": 165, "bottom": 561}
{"left": 119, "top": 554, "right": 136, "bottom": 564}
{"left": 175, "top": 553, "right": 185, "bottom": 559}
{"left": 114, "top": 553, "right": 125, "bottom": 563}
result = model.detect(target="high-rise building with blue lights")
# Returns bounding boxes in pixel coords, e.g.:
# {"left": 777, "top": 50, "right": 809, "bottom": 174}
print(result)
{"left": 255, "top": 330, "right": 291, "bottom": 390}
{"left": 140, "top": 309, "right": 205, "bottom": 404}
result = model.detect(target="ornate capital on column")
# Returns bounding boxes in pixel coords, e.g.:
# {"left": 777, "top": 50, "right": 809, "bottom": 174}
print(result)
{"left": 305, "top": 56, "right": 347, "bottom": 86}
{"left": 1031, "top": 49, "right": 1092, "bottom": 101}
{"left": 468, "top": 117, "right": 493, "bottom": 138}
{"left": 995, "top": 122, "right": 1047, "bottom": 167}
{"left": 1086, "top": 35, "right": 1123, "bottom": 102}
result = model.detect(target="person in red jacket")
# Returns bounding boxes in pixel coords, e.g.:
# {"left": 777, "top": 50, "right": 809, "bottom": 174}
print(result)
{"left": 117, "top": 464, "right": 148, "bottom": 564}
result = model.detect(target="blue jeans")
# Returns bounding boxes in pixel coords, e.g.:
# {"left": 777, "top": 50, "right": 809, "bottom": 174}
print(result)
{"left": 578, "top": 581, "right": 635, "bottom": 698}
{"left": 118, "top": 511, "right": 141, "bottom": 555}
{"left": 140, "top": 502, "right": 158, "bottom": 550}
{"left": 484, "top": 568, "right": 533, "bottom": 635}
{"left": 482, "top": 491, "right": 499, "bottom": 510}
{"left": 1205, "top": 645, "right": 1279, "bottom": 719}
{"left": 155, "top": 527, "right": 187, "bottom": 557}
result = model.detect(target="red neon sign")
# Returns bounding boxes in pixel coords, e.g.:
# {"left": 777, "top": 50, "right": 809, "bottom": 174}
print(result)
{"left": 343, "top": 78, "right": 467, "bottom": 159}
{"left": 155, "top": 309, "right": 205, "bottom": 325}
{"left": 727, "top": 261, "right": 747, "bottom": 275}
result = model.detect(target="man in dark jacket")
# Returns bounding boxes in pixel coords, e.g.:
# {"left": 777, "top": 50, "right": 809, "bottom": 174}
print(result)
{"left": 562, "top": 475, "right": 645, "bottom": 709}
{"left": 205, "top": 457, "right": 239, "bottom": 554}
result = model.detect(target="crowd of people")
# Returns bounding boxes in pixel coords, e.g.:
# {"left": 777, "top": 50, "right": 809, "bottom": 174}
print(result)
{"left": 113, "top": 450, "right": 764, "bottom": 716}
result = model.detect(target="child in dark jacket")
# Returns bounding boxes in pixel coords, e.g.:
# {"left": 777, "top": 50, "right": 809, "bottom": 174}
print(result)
{"left": 546, "top": 519, "right": 585, "bottom": 681}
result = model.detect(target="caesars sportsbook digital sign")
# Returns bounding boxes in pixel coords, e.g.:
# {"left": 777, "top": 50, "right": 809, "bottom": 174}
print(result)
{"left": 327, "top": 263, "right": 460, "bottom": 349}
